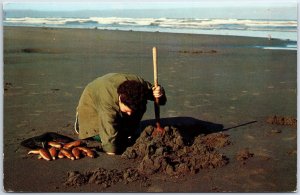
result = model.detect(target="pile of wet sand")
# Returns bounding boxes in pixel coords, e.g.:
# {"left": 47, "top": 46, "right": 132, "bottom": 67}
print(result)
{"left": 64, "top": 167, "right": 150, "bottom": 188}
{"left": 65, "top": 126, "right": 230, "bottom": 187}
{"left": 236, "top": 148, "right": 254, "bottom": 164}
{"left": 122, "top": 126, "right": 230, "bottom": 175}
{"left": 266, "top": 115, "right": 297, "bottom": 127}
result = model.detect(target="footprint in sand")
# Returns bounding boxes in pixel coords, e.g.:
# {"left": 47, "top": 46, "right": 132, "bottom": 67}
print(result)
{"left": 229, "top": 121, "right": 238, "bottom": 126}
{"left": 6, "top": 104, "right": 28, "bottom": 108}
{"left": 147, "top": 186, "right": 163, "bottom": 192}
{"left": 16, "top": 120, "right": 29, "bottom": 128}
{"left": 287, "top": 149, "right": 297, "bottom": 155}
{"left": 250, "top": 168, "right": 266, "bottom": 175}
{"left": 245, "top": 134, "right": 255, "bottom": 140}
{"left": 5, "top": 92, "right": 24, "bottom": 96}
{"left": 184, "top": 100, "right": 191, "bottom": 106}
{"left": 203, "top": 99, "right": 210, "bottom": 103}
{"left": 64, "top": 92, "right": 73, "bottom": 97}
{"left": 30, "top": 92, "right": 40, "bottom": 95}
{"left": 167, "top": 110, "right": 178, "bottom": 117}
{"left": 243, "top": 179, "right": 264, "bottom": 189}
{"left": 255, "top": 148, "right": 272, "bottom": 160}
{"left": 168, "top": 67, "right": 176, "bottom": 73}
{"left": 29, "top": 113, "right": 40, "bottom": 116}
{"left": 16, "top": 123, "right": 27, "bottom": 128}
{"left": 283, "top": 136, "right": 296, "bottom": 141}
{"left": 189, "top": 76, "right": 200, "bottom": 80}
{"left": 184, "top": 100, "right": 203, "bottom": 108}
{"left": 48, "top": 103, "right": 63, "bottom": 107}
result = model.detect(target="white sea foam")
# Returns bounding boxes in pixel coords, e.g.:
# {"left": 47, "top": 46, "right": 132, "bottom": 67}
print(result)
{"left": 255, "top": 45, "right": 297, "bottom": 50}
{"left": 4, "top": 17, "right": 297, "bottom": 29}
{"left": 4, "top": 17, "right": 297, "bottom": 41}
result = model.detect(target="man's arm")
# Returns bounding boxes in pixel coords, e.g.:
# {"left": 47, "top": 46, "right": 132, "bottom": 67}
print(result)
{"left": 98, "top": 108, "right": 119, "bottom": 154}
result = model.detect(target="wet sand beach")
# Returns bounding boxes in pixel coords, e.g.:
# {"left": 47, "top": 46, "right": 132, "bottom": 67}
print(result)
{"left": 3, "top": 26, "right": 297, "bottom": 192}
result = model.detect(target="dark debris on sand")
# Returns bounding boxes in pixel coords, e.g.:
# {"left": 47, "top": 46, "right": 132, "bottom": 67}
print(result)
{"left": 178, "top": 50, "right": 217, "bottom": 54}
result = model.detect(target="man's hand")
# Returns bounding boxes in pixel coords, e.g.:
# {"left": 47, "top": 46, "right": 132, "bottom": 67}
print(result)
{"left": 152, "top": 85, "right": 164, "bottom": 98}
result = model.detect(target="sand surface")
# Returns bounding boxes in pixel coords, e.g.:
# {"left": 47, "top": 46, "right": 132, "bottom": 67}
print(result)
{"left": 3, "top": 26, "right": 297, "bottom": 192}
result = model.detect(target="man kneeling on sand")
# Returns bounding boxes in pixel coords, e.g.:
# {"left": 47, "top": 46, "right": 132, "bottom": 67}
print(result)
{"left": 74, "top": 73, "right": 167, "bottom": 155}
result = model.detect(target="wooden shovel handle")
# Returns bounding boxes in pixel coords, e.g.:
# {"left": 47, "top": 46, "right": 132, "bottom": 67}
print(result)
{"left": 153, "top": 47, "right": 158, "bottom": 87}
{"left": 152, "top": 47, "right": 164, "bottom": 135}
{"left": 153, "top": 47, "right": 161, "bottom": 122}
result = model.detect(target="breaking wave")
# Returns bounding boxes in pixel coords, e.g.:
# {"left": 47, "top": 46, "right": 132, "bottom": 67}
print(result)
{"left": 4, "top": 17, "right": 297, "bottom": 40}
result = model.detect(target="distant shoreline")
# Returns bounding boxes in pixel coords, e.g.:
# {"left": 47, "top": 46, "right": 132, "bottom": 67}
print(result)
{"left": 4, "top": 26, "right": 297, "bottom": 51}
{"left": 3, "top": 25, "right": 298, "bottom": 43}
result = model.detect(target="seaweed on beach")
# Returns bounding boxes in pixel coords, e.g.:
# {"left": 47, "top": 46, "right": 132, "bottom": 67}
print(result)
{"left": 266, "top": 115, "right": 297, "bottom": 128}
{"left": 178, "top": 50, "right": 217, "bottom": 54}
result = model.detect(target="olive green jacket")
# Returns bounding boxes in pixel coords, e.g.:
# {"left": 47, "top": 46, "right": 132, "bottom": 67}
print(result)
{"left": 77, "top": 73, "right": 166, "bottom": 153}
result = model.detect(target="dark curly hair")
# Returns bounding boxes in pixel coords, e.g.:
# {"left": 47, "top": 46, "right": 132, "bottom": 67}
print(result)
{"left": 117, "top": 80, "right": 148, "bottom": 112}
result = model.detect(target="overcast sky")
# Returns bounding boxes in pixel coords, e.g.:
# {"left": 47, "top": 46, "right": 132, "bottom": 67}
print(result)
{"left": 4, "top": 0, "right": 297, "bottom": 11}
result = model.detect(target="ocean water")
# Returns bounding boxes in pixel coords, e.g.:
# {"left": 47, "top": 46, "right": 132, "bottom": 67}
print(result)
{"left": 3, "top": 8, "right": 298, "bottom": 50}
